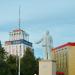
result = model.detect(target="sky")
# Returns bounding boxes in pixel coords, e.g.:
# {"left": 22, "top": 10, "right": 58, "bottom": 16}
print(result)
{"left": 0, "top": 0, "right": 75, "bottom": 58}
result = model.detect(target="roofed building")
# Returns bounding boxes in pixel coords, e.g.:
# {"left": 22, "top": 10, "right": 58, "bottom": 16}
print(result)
{"left": 52, "top": 42, "right": 75, "bottom": 75}
{"left": 4, "top": 29, "right": 32, "bottom": 57}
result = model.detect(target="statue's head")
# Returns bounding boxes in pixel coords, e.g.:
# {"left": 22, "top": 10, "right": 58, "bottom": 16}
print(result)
{"left": 46, "top": 30, "right": 49, "bottom": 35}
{"left": 43, "top": 30, "right": 50, "bottom": 36}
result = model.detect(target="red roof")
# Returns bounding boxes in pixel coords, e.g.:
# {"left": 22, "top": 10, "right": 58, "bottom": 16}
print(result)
{"left": 53, "top": 42, "right": 75, "bottom": 50}
{"left": 13, "top": 29, "right": 24, "bottom": 32}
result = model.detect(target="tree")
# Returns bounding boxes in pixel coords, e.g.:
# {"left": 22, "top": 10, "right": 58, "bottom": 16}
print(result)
{"left": 0, "top": 41, "right": 11, "bottom": 75}
{"left": 6, "top": 55, "right": 18, "bottom": 75}
{"left": 0, "top": 40, "right": 39, "bottom": 75}
{"left": 0, "top": 60, "right": 11, "bottom": 75}
{"left": 21, "top": 47, "right": 38, "bottom": 75}
{"left": 0, "top": 45, "right": 6, "bottom": 60}
{"left": 34, "top": 58, "right": 41, "bottom": 75}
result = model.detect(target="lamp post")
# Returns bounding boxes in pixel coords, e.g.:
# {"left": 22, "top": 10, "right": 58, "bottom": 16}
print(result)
{"left": 18, "top": 6, "right": 21, "bottom": 75}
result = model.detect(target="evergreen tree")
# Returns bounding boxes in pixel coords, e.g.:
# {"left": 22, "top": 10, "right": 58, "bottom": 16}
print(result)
{"left": 6, "top": 55, "right": 18, "bottom": 75}
{"left": 21, "top": 47, "right": 38, "bottom": 75}
{"left": 0, "top": 41, "right": 39, "bottom": 75}
{"left": 0, "top": 41, "right": 11, "bottom": 75}
{"left": 0, "top": 45, "right": 6, "bottom": 60}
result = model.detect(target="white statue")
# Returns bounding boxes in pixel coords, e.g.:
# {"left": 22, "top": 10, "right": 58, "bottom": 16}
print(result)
{"left": 36, "top": 31, "right": 53, "bottom": 60}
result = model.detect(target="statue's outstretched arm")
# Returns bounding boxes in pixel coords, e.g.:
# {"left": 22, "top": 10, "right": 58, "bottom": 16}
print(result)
{"left": 35, "top": 38, "right": 43, "bottom": 44}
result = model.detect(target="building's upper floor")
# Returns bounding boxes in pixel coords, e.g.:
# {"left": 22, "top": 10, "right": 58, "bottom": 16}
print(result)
{"left": 9, "top": 29, "right": 29, "bottom": 41}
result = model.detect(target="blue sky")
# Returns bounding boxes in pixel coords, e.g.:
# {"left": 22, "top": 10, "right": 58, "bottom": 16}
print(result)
{"left": 0, "top": 0, "right": 75, "bottom": 58}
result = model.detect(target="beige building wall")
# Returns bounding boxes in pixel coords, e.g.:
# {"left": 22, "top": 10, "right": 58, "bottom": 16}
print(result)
{"left": 39, "top": 60, "right": 56, "bottom": 75}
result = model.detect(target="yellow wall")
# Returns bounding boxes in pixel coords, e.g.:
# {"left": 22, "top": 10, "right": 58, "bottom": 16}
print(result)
{"left": 52, "top": 46, "right": 69, "bottom": 75}
{"left": 68, "top": 46, "right": 75, "bottom": 75}
{"left": 53, "top": 46, "right": 75, "bottom": 75}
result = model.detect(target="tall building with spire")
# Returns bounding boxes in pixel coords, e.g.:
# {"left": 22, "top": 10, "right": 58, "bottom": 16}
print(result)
{"left": 4, "top": 29, "right": 32, "bottom": 57}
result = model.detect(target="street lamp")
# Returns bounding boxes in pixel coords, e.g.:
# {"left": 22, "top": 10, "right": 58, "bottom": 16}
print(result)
{"left": 18, "top": 6, "right": 21, "bottom": 75}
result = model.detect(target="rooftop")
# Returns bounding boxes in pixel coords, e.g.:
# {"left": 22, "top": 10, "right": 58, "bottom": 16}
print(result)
{"left": 53, "top": 42, "right": 75, "bottom": 50}
{"left": 13, "top": 29, "right": 24, "bottom": 32}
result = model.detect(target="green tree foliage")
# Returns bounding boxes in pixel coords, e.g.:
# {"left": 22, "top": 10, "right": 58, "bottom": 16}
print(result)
{"left": 6, "top": 55, "right": 18, "bottom": 75}
{"left": 0, "top": 41, "right": 11, "bottom": 75}
{"left": 0, "top": 60, "right": 11, "bottom": 75}
{"left": 0, "top": 46, "right": 6, "bottom": 60}
{"left": 21, "top": 47, "right": 39, "bottom": 75}
{"left": 0, "top": 41, "right": 39, "bottom": 75}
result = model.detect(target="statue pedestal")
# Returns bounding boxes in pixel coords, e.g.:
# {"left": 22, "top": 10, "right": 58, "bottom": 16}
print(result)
{"left": 39, "top": 60, "right": 56, "bottom": 75}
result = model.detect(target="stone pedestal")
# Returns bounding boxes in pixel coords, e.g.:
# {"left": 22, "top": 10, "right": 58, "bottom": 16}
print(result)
{"left": 39, "top": 60, "right": 56, "bottom": 75}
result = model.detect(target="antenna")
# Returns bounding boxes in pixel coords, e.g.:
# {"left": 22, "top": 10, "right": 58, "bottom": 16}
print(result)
{"left": 19, "top": 6, "right": 21, "bottom": 30}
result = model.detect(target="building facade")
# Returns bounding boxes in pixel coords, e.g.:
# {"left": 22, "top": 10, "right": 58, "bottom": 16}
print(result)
{"left": 52, "top": 42, "right": 75, "bottom": 75}
{"left": 4, "top": 29, "right": 32, "bottom": 57}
